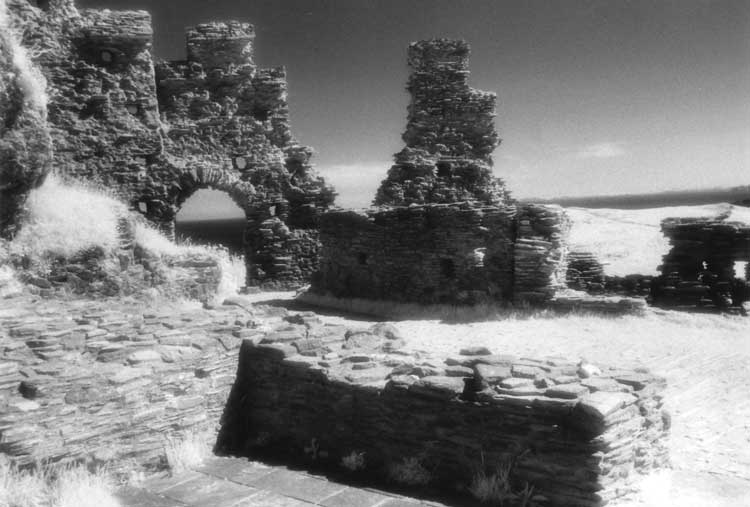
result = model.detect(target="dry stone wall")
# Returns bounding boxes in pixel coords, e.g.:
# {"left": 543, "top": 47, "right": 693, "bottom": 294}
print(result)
{"left": 5, "top": 0, "right": 335, "bottom": 289}
{"left": 652, "top": 216, "right": 750, "bottom": 312}
{"left": 218, "top": 327, "right": 670, "bottom": 507}
{"left": 312, "top": 202, "right": 571, "bottom": 305}
{"left": 0, "top": 293, "right": 301, "bottom": 470}
{"left": 313, "top": 203, "right": 517, "bottom": 304}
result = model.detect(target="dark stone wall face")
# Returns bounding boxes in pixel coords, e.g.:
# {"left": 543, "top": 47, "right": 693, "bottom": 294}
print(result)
{"left": 311, "top": 203, "right": 570, "bottom": 304}
{"left": 652, "top": 217, "right": 750, "bottom": 311}
{"left": 313, "top": 204, "right": 517, "bottom": 304}
{"left": 374, "top": 39, "right": 509, "bottom": 207}
{"left": 6, "top": 2, "right": 335, "bottom": 289}
{"left": 219, "top": 336, "right": 670, "bottom": 507}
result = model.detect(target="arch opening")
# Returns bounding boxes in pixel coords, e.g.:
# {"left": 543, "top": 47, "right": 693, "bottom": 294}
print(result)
{"left": 175, "top": 188, "right": 246, "bottom": 255}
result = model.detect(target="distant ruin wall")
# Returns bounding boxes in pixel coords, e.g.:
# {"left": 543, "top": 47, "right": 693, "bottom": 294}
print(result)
{"left": 652, "top": 217, "right": 750, "bottom": 311}
{"left": 311, "top": 203, "right": 570, "bottom": 304}
{"left": 6, "top": 0, "right": 335, "bottom": 289}
{"left": 219, "top": 334, "right": 670, "bottom": 507}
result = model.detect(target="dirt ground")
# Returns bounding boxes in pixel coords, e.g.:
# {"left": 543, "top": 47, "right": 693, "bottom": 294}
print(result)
{"left": 255, "top": 292, "right": 750, "bottom": 506}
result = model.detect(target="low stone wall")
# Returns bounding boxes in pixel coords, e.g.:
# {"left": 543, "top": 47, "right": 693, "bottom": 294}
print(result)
{"left": 0, "top": 295, "right": 282, "bottom": 470}
{"left": 312, "top": 202, "right": 571, "bottom": 305}
{"left": 218, "top": 325, "right": 669, "bottom": 506}
{"left": 566, "top": 251, "right": 652, "bottom": 298}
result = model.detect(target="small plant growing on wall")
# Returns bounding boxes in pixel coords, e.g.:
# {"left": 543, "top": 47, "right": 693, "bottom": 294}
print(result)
{"left": 340, "top": 451, "right": 366, "bottom": 472}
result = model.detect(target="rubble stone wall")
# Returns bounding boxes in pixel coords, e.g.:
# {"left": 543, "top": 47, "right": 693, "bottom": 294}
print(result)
{"left": 219, "top": 329, "right": 670, "bottom": 507}
{"left": 312, "top": 203, "right": 570, "bottom": 305}
{"left": 6, "top": 0, "right": 335, "bottom": 289}
{"left": 0, "top": 296, "right": 270, "bottom": 470}
{"left": 374, "top": 39, "right": 510, "bottom": 207}
{"left": 652, "top": 217, "right": 750, "bottom": 311}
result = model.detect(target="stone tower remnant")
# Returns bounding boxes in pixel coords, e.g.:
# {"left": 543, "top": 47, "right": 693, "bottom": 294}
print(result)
{"left": 374, "top": 39, "right": 510, "bottom": 207}
{"left": 4, "top": 0, "right": 335, "bottom": 288}
{"left": 312, "top": 39, "right": 571, "bottom": 306}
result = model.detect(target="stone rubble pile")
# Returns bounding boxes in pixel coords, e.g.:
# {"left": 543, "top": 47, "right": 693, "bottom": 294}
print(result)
{"left": 219, "top": 323, "right": 670, "bottom": 507}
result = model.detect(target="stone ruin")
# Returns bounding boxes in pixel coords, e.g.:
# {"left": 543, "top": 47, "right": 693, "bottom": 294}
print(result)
{"left": 218, "top": 318, "right": 670, "bottom": 507}
{"left": 374, "top": 39, "right": 510, "bottom": 207}
{"left": 651, "top": 215, "right": 750, "bottom": 312}
{"left": 3, "top": 0, "right": 335, "bottom": 289}
{"left": 311, "top": 39, "right": 573, "bottom": 306}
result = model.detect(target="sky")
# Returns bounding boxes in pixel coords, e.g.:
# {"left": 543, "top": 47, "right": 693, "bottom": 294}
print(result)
{"left": 78, "top": 0, "right": 750, "bottom": 217}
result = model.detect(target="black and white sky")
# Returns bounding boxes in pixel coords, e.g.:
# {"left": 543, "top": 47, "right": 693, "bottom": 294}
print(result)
{"left": 80, "top": 0, "right": 750, "bottom": 212}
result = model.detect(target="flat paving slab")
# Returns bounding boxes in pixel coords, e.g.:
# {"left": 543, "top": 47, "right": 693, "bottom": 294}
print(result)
{"left": 118, "top": 457, "right": 449, "bottom": 507}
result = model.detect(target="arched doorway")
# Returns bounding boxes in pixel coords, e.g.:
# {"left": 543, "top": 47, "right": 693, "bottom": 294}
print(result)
{"left": 175, "top": 189, "right": 246, "bottom": 255}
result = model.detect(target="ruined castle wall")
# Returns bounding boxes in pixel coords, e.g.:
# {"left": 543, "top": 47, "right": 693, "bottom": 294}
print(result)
{"left": 312, "top": 203, "right": 570, "bottom": 305}
{"left": 311, "top": 203, "right": 517, "bottom": 304}
{"left": 7, "top": 1, "right": 335, "bottom": 289}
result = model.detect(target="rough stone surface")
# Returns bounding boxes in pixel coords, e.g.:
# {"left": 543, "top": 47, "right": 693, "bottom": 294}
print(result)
{"left": 651, "top": 216, "right": 750, "bottom": 312}
{"left": 218, "top": 331, "right": 669, "bottom": 507}
{"left": 0, "top": 293, "right": 297, "bottom": 470}
{"left": 312, "top": 202, "right": 571, "bottom": 305}
{"left": 0, "top": 0, "right": 53, "bottom": 238}
{"left": 374, "top": 39, "right": 510, "bottom": 207}
{"left": 5, "top": 0, "right": 335, "bottom": 289}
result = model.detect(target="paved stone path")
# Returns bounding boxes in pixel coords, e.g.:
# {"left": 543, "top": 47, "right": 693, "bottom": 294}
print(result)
{"left": 118, "top": 456, "right": 450, "bottom": 507}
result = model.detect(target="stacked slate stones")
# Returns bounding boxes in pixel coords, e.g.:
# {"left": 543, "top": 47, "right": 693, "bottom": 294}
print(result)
{"left": 220, "top": 326, "right": 670, "bottom": 507}
{"left": 652, "top": 216, "right": 750, "bottom": 312}
{"left": 374, "top": 39, "right": 510, "bottom": 207}
{"left": 513, "top": 204, "right": 571, "bottom": 303}
{"left": 0, "top": 295, "right": 291, "bottom": 470}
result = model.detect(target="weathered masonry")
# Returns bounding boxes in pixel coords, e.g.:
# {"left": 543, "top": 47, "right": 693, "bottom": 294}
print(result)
{"left": 652, "top": 216, "right": 750, "bottom": 311}
{"left": 375, "top": 39, "right": 510, "bottom": 207}
{"left": 312, "top": 40, "right": 570, "bottom": 305}
{"left": 312, "top": 202, "right": 570, "bottom": 304}
{"left": 218, "top": 326, "right": 670, "bottom": 507}
{"left": 6, "top": 0, "right": 334, "bottom": 289}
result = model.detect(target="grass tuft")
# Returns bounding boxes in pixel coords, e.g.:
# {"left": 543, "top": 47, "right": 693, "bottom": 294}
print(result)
{"left": 163, "top": 430, "right": 211, "bottom": 474}
{"left": 468, "top": 462, "right": 512, "bottom": 504}
{"left": 387, "top": 456, "right": 431, "bottom": 486}
{"left": 0, "top": 456, "right": 119, "bottom": 507}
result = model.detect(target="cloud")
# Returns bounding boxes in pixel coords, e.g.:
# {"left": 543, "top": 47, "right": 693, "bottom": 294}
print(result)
{"left": 576, "top": 142, "right": 627, "bottom": 159}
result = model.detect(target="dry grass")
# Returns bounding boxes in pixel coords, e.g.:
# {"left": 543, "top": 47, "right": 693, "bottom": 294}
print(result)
{"left": 163, "top": 430, "right": 211, "bottom": 475}
{"left": 387, "top": 456, "right": 432, "bottom": 486}
{"left": 468, "top": 463, "right": 513, "bottom": 504}
{"left": 0, "top": 457, "right": 119, "bottom": 507}
{"left": 8, "top": 175, "right": 126, "bottom": 264}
